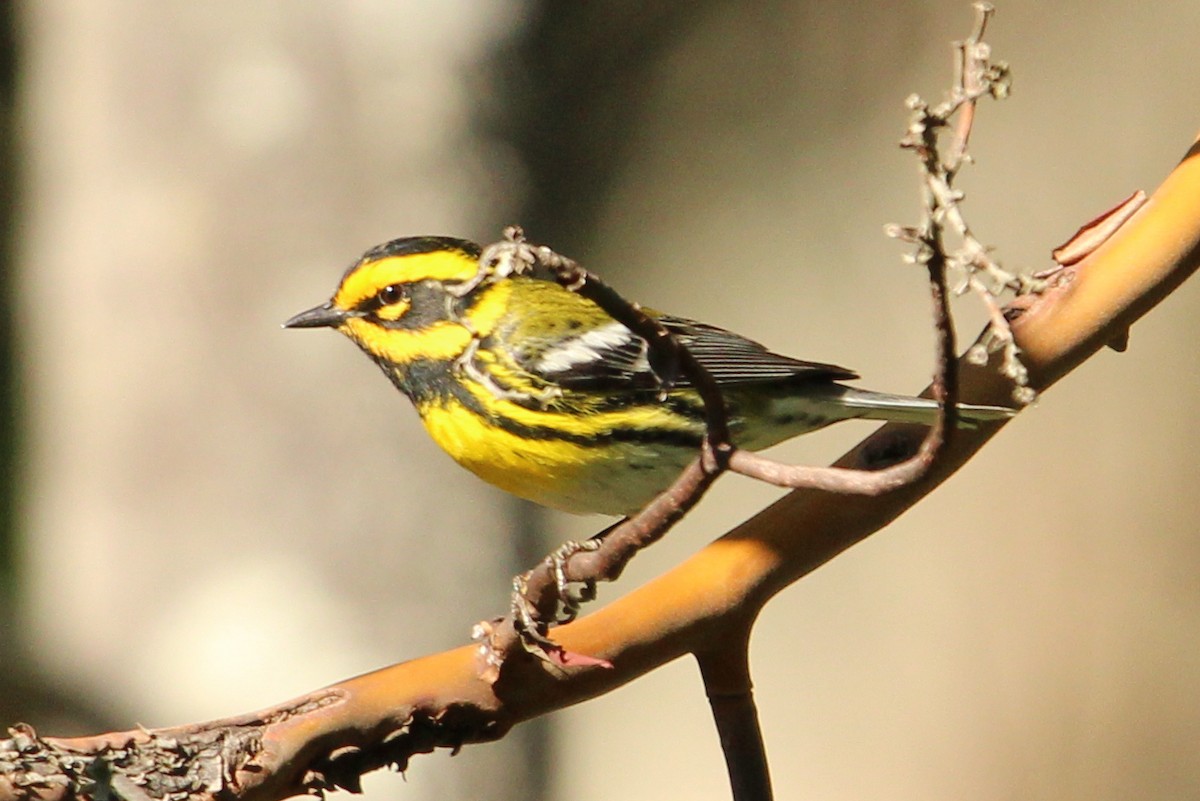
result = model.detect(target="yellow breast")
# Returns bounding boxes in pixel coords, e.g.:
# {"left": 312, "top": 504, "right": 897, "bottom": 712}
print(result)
{"left": 417, "top": 397, "right": 594, "bottom": 509}
{"left": 416, "top": 393, "right": 699, "bottom": 515}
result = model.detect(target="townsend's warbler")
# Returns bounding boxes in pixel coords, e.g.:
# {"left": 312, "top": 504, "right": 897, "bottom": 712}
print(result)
{"left": 285, "top": 236, "right": 1011, "bottom": 515}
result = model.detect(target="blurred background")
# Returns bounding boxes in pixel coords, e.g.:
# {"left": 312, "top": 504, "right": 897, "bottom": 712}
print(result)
{"left": 3, "top": 2, "right": 1199, "bottom": 800}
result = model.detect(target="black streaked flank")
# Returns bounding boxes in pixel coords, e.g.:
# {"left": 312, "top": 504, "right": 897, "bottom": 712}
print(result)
{"left": 379, "top": 354, "right": 706, "bottom": 451}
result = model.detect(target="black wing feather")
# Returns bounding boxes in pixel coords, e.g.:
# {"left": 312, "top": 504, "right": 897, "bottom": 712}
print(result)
{"left": 525, "top": 314, "right": 856, "bottom": 391}
{"left": 663, "top": 317, "right": 858, "bottom": 386}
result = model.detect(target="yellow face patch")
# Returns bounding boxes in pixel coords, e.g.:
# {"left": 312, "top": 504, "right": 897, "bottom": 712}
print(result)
{"left": 341, "top": 318, "right": 472, "bottom": 364}
{"left": 333, "top": 250, "right": 479, "bottom": 311}
{"left": 373, "top": 296, "right": 411, "bottom": 323}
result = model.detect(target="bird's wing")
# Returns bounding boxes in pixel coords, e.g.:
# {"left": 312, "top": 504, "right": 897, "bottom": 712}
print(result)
{"left": 520, "top": 313, "right": 857, "bottom": 391}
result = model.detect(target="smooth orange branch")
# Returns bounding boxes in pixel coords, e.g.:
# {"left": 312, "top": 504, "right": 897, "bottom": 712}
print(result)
{"left": 1018, "top": 139, "right": 1200, "bottom": 386}
{"left": 4, "top": 139, "right": 1199, "bottom": 801}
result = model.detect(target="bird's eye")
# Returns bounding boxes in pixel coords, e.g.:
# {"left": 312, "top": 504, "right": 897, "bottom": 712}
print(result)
{"left": 378, "top": 284, "right": 406, "bottom": 306}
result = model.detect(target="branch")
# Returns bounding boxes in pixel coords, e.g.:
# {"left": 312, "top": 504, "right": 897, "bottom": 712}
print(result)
{"left": 8, "top": 5, "right": 1200, "bottom": 795}
{"left": 5, "top": 127, "right": 1198, "bottom": 801}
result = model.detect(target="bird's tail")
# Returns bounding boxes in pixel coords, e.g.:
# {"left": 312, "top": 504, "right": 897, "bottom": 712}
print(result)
{"left": 827, "top": 385, "right": 1014, "bottom": 428}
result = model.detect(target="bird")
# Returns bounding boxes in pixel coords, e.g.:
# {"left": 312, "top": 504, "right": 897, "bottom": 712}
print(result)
{"left": 285, "top": 236, "right": 1012, "bottom": 516}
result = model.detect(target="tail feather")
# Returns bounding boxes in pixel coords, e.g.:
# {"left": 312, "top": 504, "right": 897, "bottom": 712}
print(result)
{"left": 736, "top": 383, "right": 1016, "bottom": 452}
{"left": 828, "top": 385, "right": 1014, "bottom": 428}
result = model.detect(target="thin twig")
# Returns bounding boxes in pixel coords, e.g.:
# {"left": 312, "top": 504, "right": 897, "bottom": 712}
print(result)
{"left": 478, "top": 454, "right": 721, "bottom": 677}
{"left": 476, "top": 205, "right": 963, "bottom": 670}
{"left": 476, "top": 10, "right": 1015, "bottom": 652}
{"left": 890, "top": 2, "right": 1041, "bottom": 406}
{"left": 474, "top": 227, "right": 737, "bottom": 668}
{"left": 728, "top": 242, "right": 958, "bottom": 492}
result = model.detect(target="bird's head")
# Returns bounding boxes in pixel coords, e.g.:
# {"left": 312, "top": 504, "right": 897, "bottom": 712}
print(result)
{"left": 284, "top": 236, "right": 491, "bottom": 373}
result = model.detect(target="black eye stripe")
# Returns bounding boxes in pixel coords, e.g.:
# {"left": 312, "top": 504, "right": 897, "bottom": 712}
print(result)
{"left": 353, "top": 284, "right": 410, "bottom": 314}
{"left": 357, "top": 280, "right": 452, "bottom": 329}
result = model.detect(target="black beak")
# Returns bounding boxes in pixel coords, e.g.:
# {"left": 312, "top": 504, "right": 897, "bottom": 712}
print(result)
{"left": 283, "top": 302, "right": 347, "bottom": 329}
